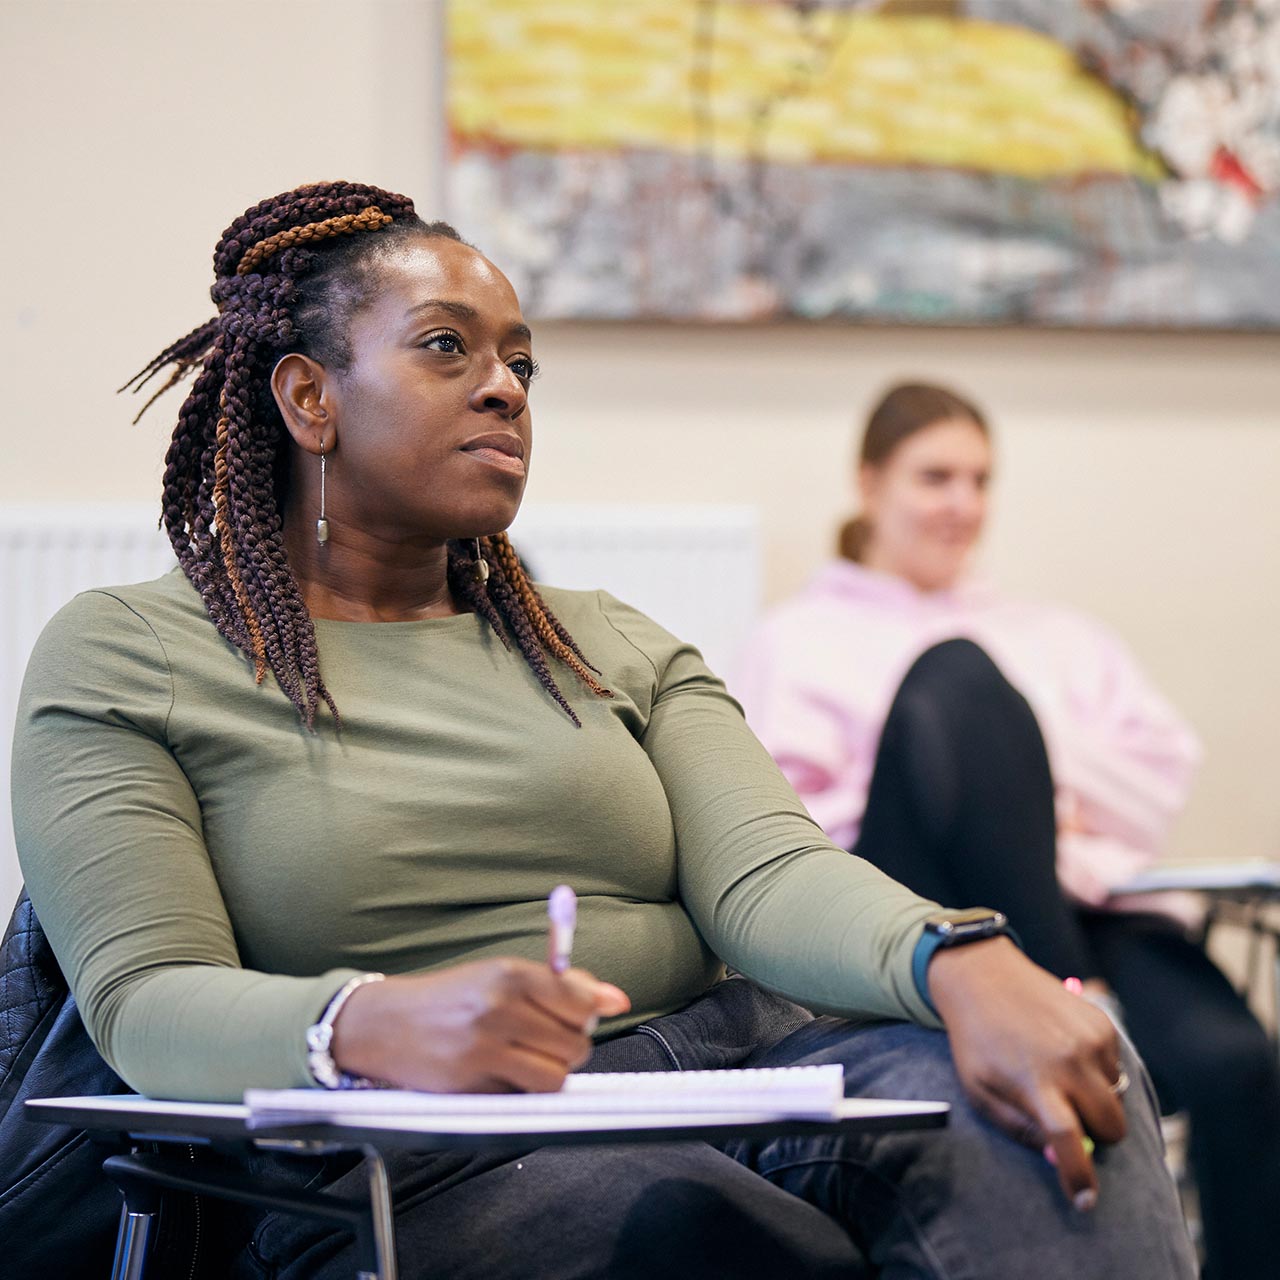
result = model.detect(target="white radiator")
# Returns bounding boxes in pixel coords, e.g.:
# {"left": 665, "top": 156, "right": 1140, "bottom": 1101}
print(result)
{"left": 0, "top": 502, "right": 760, "bottom": 911}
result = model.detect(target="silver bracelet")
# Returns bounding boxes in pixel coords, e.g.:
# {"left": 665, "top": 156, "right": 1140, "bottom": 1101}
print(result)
{"left": 305, "top": 972, "right": 385, "bottom": 1090}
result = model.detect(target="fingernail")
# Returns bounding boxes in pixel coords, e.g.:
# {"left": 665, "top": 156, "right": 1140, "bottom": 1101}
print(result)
{"left": 1074, "top": 1188, "right": 1098, "bottom": 1213}
{"left": 584, "top": 1015, "right": 599, "bottom": 1035}
{"left": 1063, "top": 976, "right": 1084, "bottom": 995}
{"left": 1042, "top": 1145, "right": 1057, "bottom": 1167}
{"left": 1081, "top": 1135, "right": 1095, "bottom": 1157}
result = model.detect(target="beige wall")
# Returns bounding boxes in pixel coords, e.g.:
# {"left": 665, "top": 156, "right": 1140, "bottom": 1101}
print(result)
{"left": 3, "top": 1, "right": 1279, "bottom": 865}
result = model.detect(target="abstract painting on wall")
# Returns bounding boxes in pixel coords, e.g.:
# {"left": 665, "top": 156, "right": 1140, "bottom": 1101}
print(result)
{"left": 445, "top": 0, "right": 1280, "bottom": 328}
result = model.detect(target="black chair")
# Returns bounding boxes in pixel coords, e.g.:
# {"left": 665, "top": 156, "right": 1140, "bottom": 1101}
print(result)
{"left": 0, "top": 888, "right": 133, "bottom": 1277}
{"left": 0, "top": 890, "right": 394, "bottom": 1278}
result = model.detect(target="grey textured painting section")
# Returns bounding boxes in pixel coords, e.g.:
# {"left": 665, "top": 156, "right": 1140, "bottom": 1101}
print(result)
{"left": 453, "top": 150, "right": 1280, "bottom": 327}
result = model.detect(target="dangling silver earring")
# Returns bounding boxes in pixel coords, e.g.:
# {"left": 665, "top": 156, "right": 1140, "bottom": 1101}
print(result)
{"left": 473, "top": 537, "right": 489, "bottom": 584}
{"left": 316, "top": 442, "right": 330, "bottom": 546}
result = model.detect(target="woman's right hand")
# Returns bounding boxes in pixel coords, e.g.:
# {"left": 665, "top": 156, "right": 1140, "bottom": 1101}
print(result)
{"left": 928, "top": 938, "right": 1126, "bottom": 1211}
{"left": 328, "top": 958, "right": 631, "bottom": 1093}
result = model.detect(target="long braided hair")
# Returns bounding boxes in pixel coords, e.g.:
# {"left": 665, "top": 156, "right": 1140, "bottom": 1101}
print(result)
{"left": 124, "top": 180, "right": 610, "bottom": 728}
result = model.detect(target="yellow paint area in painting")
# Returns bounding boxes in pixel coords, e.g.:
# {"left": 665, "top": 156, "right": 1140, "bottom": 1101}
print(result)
{"left": 448, "top": 1, "right": 1165, "bottom": 182}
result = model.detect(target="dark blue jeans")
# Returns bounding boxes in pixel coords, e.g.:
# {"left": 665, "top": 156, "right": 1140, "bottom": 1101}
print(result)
{"left": 235, "top": 978, "right": 1195, "bottom": 1279}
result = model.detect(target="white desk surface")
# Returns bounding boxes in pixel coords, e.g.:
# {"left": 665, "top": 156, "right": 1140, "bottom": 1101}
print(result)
{"left": 1110, "top": 860, "right": 1280, "bottom": 896}
{"left": 27, "top": 1092, "right": 949, "bottom": 1151}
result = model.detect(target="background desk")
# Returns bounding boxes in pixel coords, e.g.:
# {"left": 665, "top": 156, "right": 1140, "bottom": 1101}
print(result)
{"left": 1112, "top": 859, "right": 1280, "bottom": 1048}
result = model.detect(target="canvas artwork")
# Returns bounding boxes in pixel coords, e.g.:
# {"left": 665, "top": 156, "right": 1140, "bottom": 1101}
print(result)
{"left": 444, "top": 0, "right": 1280, "bottom": 328}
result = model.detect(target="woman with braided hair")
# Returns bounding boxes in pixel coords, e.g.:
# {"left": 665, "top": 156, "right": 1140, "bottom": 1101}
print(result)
{"left": 12, "top": 182, "right": 1194, "bottom": 1278}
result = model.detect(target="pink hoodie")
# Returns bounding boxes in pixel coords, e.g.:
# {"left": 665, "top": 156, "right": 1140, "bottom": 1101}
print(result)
{"left": 732, "top": 559, "right": 1202, "bottom": 917}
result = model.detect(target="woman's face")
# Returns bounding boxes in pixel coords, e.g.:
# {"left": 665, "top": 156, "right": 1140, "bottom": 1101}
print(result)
{"left": 859, "top": 417, "right": 991, "bottom": 592}
{"left": 319, "top": 236, "right": 537, "bottom": 542}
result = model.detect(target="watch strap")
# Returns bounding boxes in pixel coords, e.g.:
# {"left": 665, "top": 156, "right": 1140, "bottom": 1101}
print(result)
{"left": 911, "top": 912, "right": 1019, "bottom": 1012}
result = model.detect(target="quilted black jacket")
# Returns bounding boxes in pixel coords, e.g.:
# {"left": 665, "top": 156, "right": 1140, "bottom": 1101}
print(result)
{"left": 0, "top": 889, "right": 131, "bottom": 1275}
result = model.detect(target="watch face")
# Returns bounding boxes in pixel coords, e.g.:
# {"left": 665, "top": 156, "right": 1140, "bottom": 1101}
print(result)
{"left": 925, "top": 908, "right": 1009, "bottom": 940}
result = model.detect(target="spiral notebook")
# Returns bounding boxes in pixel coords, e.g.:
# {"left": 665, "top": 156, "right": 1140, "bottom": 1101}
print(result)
{"left": 244, "top": 1065, "right": 854, "bottom": 1131}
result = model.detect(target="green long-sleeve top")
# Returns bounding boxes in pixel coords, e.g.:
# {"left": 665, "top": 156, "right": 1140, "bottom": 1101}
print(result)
{"left": 12, "top": 569, "right": 941, "bottom": 1102}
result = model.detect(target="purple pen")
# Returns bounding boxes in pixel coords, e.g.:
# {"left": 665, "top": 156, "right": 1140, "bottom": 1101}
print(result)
{"left": 547, "top": 884, "right": 577, "bottom": 974}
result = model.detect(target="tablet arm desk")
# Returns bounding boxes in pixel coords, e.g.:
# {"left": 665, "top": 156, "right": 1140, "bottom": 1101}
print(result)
{"left": 28, "top": 1092, "right": 948, "bottom": 1280}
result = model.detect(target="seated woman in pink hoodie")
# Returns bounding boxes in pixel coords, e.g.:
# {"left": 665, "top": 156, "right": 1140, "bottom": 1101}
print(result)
{"left": 733, "top": 380, "right": 1279, "bottom": 1280}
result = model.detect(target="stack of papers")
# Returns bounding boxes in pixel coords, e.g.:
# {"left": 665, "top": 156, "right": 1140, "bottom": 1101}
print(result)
{"left": 245, "top": 1065, "right": 847, "bottom": 1132}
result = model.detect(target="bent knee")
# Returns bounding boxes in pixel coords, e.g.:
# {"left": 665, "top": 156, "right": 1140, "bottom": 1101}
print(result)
{"left": 897, "top": 638, "right": 1030, "bottom": 725}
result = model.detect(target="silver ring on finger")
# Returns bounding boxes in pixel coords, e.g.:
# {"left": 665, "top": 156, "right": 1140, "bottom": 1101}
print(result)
{"left": 1109, "top": 1068, "right": 1130, "bottom": 1097}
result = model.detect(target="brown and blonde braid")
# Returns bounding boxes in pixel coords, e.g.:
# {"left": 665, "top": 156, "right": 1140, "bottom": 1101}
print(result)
{"left": 125, "top": 180, "right": 610, "bottom": 728}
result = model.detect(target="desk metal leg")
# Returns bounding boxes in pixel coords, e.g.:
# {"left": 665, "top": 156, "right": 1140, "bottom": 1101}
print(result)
{"left": 110, "top": 1201, "right": 158, "bottom": 1280}
{"left": 360, "top": 1145, "right": 398, "bottom": 1280}
{"left": 102, "top": 1143, "right": 399, "bottom": 1280}
{"left": 1272, "top": 930, "right": 1280, "bottom": 1069}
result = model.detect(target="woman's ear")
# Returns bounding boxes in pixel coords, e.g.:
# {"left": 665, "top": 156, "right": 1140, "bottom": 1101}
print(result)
{"left": 272, "top": 353, "right": 335, "bottom": 455}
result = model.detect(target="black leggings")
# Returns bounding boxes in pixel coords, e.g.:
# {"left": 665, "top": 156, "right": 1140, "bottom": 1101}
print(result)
{"left": 853, "top": 638, "right": 1280, "bottom": 1280}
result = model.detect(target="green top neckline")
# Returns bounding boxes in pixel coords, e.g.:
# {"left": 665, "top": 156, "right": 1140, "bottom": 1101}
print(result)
{"left": 311, "top": 610, "right": 489, "bottom": 633}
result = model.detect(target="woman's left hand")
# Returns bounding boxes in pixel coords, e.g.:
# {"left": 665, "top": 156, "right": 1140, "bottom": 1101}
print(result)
{"left": 927, "top": 936, "right": 1127, "bottom": 1212}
